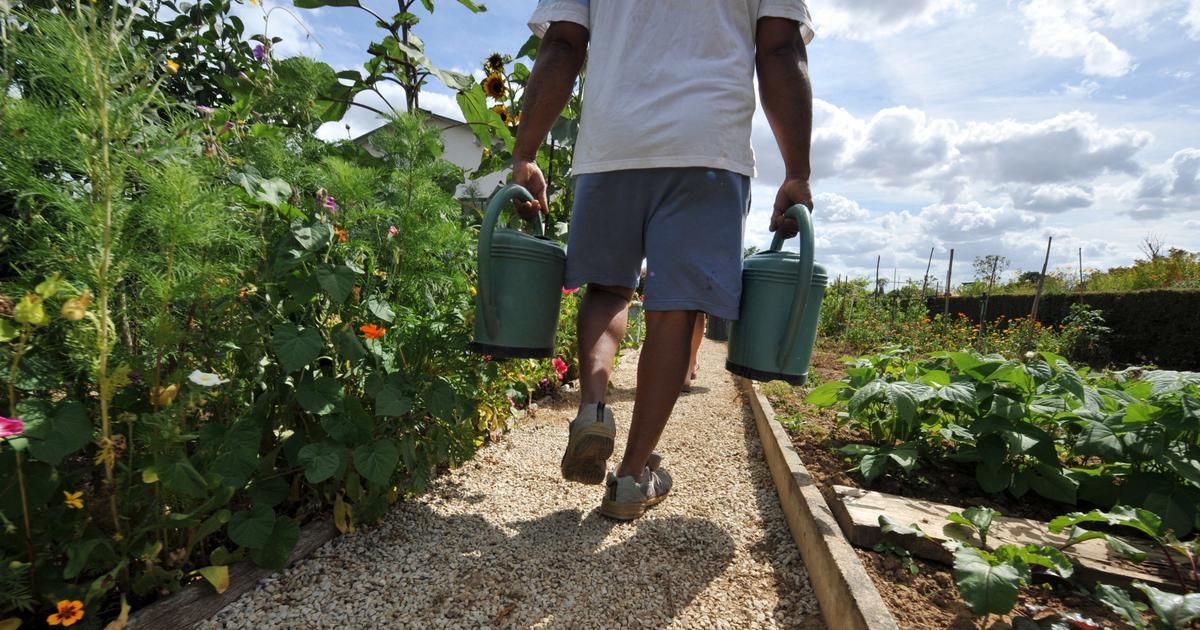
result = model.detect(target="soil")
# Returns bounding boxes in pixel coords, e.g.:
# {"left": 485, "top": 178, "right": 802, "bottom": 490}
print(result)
{"left": 773, "top": 346, "right": 1132, "bottom": 629}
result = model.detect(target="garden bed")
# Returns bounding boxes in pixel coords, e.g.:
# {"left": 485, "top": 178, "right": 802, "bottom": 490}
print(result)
{"left": 765, "top": 349, "right": 1137, "bottom": 629}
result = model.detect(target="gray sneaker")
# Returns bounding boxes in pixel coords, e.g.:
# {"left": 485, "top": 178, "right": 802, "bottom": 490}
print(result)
{"left": 561, "top": 402, "right": 616, "bottom": 484}
{"left": 599, "top": 465, "right": 673, "bottom": 521}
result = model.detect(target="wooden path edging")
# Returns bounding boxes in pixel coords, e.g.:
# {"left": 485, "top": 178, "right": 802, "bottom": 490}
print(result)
{"left": 130, "top": 519, "right": 339, "bottom": 629}
{"left": 736, "top": 376, "right": 899, "bottom": 630}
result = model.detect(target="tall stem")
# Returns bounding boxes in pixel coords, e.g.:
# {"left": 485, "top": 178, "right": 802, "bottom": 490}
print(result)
{"left": 7, "top": 330, "right": 38, "bottom": 596}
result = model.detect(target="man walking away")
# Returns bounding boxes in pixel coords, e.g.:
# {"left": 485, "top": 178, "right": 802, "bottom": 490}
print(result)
{"left": 512, "top": 0, "right": 816, "bottom": 520}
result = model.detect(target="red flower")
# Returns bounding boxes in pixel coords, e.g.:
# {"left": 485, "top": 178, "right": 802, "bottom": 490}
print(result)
{"left": 359, "top": 324, "right": 386, "bottom": 340}
{"left": 552, "top": 357, "right": 568, "bottom": 380}
{"left": 562, "top": 287, "right": 579, "bottom": 295}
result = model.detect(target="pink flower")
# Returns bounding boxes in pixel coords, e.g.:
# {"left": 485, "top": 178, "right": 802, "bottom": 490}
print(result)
{"left": 196, "top": 105, "right": 215, "bottom": 115}
{"left": 323, "top": 196, "right": 337, "bottom": 213}
{"left": 0, "top": 416, "right": 24, "bottom": 438}
{"left": 562, "top": 287, "right": 579, "bottom": 295}
{"left": 388, "top": 225, "right": 398, "bottom": 238}
{"left": 552, "top": 357, "right": 568, "bottom": 381}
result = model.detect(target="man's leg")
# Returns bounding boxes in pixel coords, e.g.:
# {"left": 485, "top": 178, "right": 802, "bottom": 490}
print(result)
{"left": 616, "top": 310, "right": 698, "bottom": 480}
{"left": 576, "top": 283, "right": 634, "bottom": 406}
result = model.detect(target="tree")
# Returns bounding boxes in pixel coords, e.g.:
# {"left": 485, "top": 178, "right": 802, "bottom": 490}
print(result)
{"left": 1139, "top": 234, "right": 1165, "bottom": 261}
{"left": 973, "top": 255, "right": 1010, "bottom": 289}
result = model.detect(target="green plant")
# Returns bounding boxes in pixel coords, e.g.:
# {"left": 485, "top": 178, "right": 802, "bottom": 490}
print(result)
{"left": 806, "top": 349, "right": 1200, "bottom": 533}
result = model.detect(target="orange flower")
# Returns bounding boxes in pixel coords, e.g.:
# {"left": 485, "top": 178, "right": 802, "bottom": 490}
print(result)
{"left": 48, "top": 600, "right": 85, "bottom": 626}
{"left": 359, "top": 324, "right": 386, "bottom": 340}
{"left": 335, "top": 227, "right": 348, "bottom": 243}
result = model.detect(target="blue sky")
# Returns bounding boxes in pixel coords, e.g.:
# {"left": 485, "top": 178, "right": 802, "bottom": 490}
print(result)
{"left": 242, "top": 0, "right": 1200, "bottom": 287}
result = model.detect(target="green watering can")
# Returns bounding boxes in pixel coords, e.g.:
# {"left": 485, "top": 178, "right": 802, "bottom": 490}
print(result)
{"left": 470, "top": 184, "right": 567, "bottom": 359}
{"left": 726, "top": 205, "right": 828, "bottom": 385}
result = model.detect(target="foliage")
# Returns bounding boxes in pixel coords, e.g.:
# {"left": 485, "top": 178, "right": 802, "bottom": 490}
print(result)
{"left": 807, "top": 349, "right": 1200, "bottom": 533}
{"left": 0, "top": 3, "right": 591, "bottom": 625}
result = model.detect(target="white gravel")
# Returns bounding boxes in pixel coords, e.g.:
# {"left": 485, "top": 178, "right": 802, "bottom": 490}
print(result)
{"left": 201, "top": 339, "right": 823, "bottom": 629}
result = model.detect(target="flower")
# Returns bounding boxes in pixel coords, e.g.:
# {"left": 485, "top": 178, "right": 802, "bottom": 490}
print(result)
{"left": 63, "top": 491, "right": 84, "bottom": 510}
{"left": 483, "top": 73, "right": 507, "bottom": 100}
{"left": 188, "top": 370, "right": 229, "bottom": 387}
{"left": 552, "top": 357, "right": 568, "bottom": 381}
{"left": 491, "top": 104, "right": 509, "bottom": 123}
{"left": 323, "top": 196, "right": 338, "bottom": 213}
{"left": 196, "top": 105, "right": 215, "bottom": 115}
{"left": 253, "top": 44, "right": 266, "bottom": 61}
{"left": 0, "top": 416, "right": 24, "bottom": 438}
{"left": 165, "top": 59, "right": 180, "bottom": 74}
{"left": 151, "top": 384, "right": 179, "bottom": 407}
{"left": 47, "top": 600, "right": 84, "bottom": 626}
{"left": 220, "top": 120, "right": 234, "bottom": 135}
{"left": 470, "top": 286, "right": 478, "bottom": 297}
{"left": 360, "top": 324, "right": 386, "bottom": 340}
{"left": 562, "top": 287, "right": 579, "bottom": 295}
{"left": 61, "top": 290, "right": 92, "bottom": 321}
{"left": 387, "top": 225, "right": 398, "bottom": 238}
{"left": 335, "top": 227, "right": 348, "bottom": 243}
{"left": 485, "top": 52, "right": 505, "bottom": 73}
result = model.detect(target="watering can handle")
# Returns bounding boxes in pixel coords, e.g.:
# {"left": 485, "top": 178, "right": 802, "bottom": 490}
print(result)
{"left": 768, "top": 205, "right": 815, "bottom": 371}
{"left": 479, "top": 185, "right": 543, "bottom": 339}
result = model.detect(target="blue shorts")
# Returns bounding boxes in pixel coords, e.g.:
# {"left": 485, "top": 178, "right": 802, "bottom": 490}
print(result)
{"left": 565, "top": 168, "right": 751, "bottom": 321}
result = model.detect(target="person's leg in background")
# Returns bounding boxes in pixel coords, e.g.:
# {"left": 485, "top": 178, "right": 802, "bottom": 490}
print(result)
{"left": 682, "top": 313, "right": 705, "bottom": 392}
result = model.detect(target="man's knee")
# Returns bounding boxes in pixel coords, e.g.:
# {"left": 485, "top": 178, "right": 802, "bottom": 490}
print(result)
{"left": 586, "top": 283, "right": 635, "bottom": 302}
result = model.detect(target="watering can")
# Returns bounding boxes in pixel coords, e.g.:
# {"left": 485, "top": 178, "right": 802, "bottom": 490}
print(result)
{"left": 470, "top": 184, "right": 567, "bottom": 359}
{"left": 726, "top": 205, "right": 828, "bottom": 385}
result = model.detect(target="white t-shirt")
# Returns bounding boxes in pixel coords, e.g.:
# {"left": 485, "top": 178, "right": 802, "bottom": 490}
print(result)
{"left": 528, "top": 0, "right": 815, "bottom": 177}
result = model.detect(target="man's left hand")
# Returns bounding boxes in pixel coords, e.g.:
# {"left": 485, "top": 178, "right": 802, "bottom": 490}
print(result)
{"left": 770, "top": 178, "right": 814, "bottom": 239}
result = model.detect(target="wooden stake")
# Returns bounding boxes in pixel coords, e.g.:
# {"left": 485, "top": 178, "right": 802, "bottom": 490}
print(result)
{"left": 1031, "top": 236, "right": 1053, "bottom": 321}
{"left": 874, "top": 256, "right": 881, "bottom": 298}
{"left": 1078, "top": 247, "right": 1086, "bottom": 304}
{"left": 943, "top": 249, "right": 954, "bottom": 317}
{"left": 920, "top": 247, "right": 934, "bottom": 297}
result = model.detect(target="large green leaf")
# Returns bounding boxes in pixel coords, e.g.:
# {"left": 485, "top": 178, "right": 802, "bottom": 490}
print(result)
{"left": 1123, "top": 473, "right": 1197, "bottom": 535}
{"left": 375, "top": 382, "right": 413, "bottom": 417}
{"left": 1028, "top": 463, "right": 1078, "bottom": 505}
{"left": 315, "top": 264, "right": 357, "bottom": 304}
{"left": 323, "top": 397, "right": 372, "bottom": 445}
{"left": 848, "top": 380, "right": 887, "bottom": 416}
{"left": 211, "top": 449, "right": 258, "bottom": 489}
{"left": 1073, "top": 418, "right": 1124, "bottom": 460}
{"left": 353, "top": 439, "right": 399, "bottom": 486}
{"left": 948, "top": 506, "right": 998, "bottom": 542}
{"left": 987, "top": 394, "right": 1025, "bottom": 421}
{"left": 994, "top": 544, "right": 1074, "bottom": 579}
{"left": 424, "top": 378, "right": 461, "bottom": 419}
{"left": 298, "top": 441, "right": 345, "bottom": 483}
{"left": 156, "top": 452, "right": 209, "bottom": 498}
{"left": 1096, "top": 584, "right": 1147, "bottom": 629}
{"left": 296, "top": 376, "right": 342, "bottom": 416}
{"left": 976, "top": 461, "right": 1013, "bottom": 494}
{"left": 455, "top": 84, "right": 512, "bottom": 148}
{"left": 937, "top": 381, "right": 976, "bottom": 406}
{"left": 951, "top": 545, "right": 1024, "bottom": 616}
{"left": 228, "top": 505, "right": 275, "bottom": 549}
{"left": 251, "top": 516, "right": 300, "bottom": 570}
{"left": 517, "top": 34, "right": 540, "bottom": 60}
{"left": 1133, "top": 582, "right": 1200, "bottom": 628}
{"left": 365, "top": 297, "right": 396, "bottom": 323}
{"left": 333, "top": 328, "right": 367, "bottom": 363}
{"left": 272, "top": 324, "right": 324, "bottom": 373}
{"left": 804, "top": 381, "right": 845, "bottom": 407}
{"left": 23, "top": 401, "right": 91, "bottom": 465}
{"left": 64, "top": 539, "right": 107, "bottom": 580}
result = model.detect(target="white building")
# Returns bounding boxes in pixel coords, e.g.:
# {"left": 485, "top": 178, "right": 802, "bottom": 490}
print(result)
{"left": 352, "top": 110, "right": 509, "bottom": 202}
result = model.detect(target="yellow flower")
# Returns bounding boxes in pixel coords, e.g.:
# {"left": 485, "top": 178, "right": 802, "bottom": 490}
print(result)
{"left": 483, "top": 73, "right": 507, "bottom": 100}
{"left": 64, "top": 490, "right": 84, "bottom": 510}
{"left": 470, "top": 286, "right": 478, "bottom": 296}
{"left": 61, "top": 290, "right": 92, "bottom": 321}
{"left": 491, "top": 104, "right": 509, "bottom": 123}
{"left": 48, "top": 600, "right": 85, "bottom": 626}
{"left": 165, "top": 59, "right": 180, "bottom": 74}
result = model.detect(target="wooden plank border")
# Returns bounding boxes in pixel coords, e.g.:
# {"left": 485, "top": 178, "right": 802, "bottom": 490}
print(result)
{"left": 736, "top": 376, "right": 898, "bottom": 630}
{"left": 130, "top": 519, "right": 339, "bottom": 630}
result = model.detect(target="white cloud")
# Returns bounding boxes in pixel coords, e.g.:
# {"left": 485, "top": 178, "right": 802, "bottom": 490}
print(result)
{"left": 316, "top": 84, "right": 462, "bottom": 141}
{"left": 814, "top": 192, "right": 872, "bottom": 222}
{"left": 918, "top": 201, "right": 1041, "bottom": 244}
{"left": 1063, "top": 79, "right": 1100, "bottom": 97}
{"left": 807, "top": 0, "right": 974, "bottom": 40}
{"left": 1187, "top": 0, "right": 1200, "bottom": 38}
{"left": 1128, "top": 148, "right": 1200, "bottom": 216}
{"left": 1019, "top": 0, "right": 1135, "bottom": 77}
{"left": 1010, "top": 184, "right": 1095, "bottom": 212}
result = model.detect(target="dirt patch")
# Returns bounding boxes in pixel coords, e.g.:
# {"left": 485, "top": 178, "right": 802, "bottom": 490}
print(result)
{"left": 771, "top": 349, "right": 1130, "bottom": 629}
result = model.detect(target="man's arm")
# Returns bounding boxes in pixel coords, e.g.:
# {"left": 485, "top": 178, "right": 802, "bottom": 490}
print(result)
{"left": 756, "top": 16, "right": 814, "bottom": 237}
{"left": 511, "top": 21, "right": 589, "bottom": 218}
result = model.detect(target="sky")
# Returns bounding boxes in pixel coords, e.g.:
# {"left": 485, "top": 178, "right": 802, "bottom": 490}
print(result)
{"left": 237, "top": 0, "right": 1200, "bottom": 288}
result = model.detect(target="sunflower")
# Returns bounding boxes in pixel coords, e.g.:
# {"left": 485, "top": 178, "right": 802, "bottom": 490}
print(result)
{"left": 491, "top": 104, "right": 509, "bottom": 123}
{"left": 483, "top": 73, "right": 507, "bottom": 100}
{"left": 485, "top": 52, "right": 505, "bottom": 73}
{"left": 48, "top": 600, "right": 85, "bottom": 626}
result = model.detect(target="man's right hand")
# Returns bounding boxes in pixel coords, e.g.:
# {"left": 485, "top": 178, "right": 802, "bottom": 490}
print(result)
{"left": 512, "top": 158, "right": 549, "bottom": 220}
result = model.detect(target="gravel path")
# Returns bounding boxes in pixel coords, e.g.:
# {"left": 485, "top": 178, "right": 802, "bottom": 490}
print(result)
{"left": 201, "top": 339, "right": 823, "bottom": 629}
